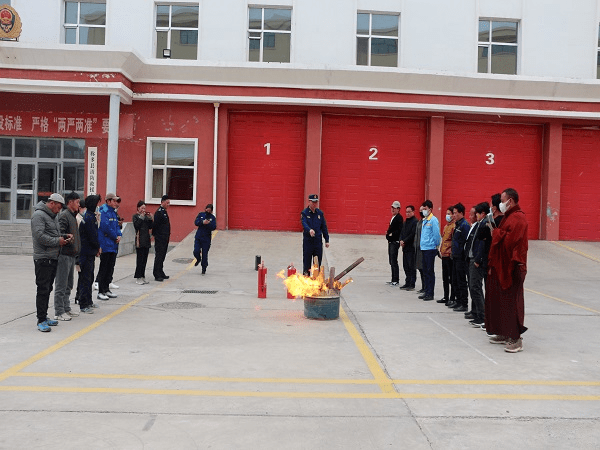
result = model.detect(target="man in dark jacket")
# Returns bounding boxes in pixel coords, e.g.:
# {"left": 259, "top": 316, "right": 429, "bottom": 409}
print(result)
{"left": 53, "top": 191, "right": 81, "bottom": 321}
{"left": 301, "top": 194, "right": 330, "bottom": 275}
{"left": 399, "top": 205, "right": 417, "bottom": 290}
{"left": 386, "top": 201, "right": 404, "bottom": 286}
{"left": 193, "top": 203, "right": 217, "bottom": 274}
{"left": 153, "top": 195, "right": 171, "bottom": 282}
{"left": 31, "top": 193, "right": 70, "bottom": 332}
{"left": 468, "top": 202, "right": 490, "bottom": 327}
{"left": 79, "top": 194, "right": 101, "bottom": 314}
{"left": 449, "top": 203, "right": 470, "bottom": 312}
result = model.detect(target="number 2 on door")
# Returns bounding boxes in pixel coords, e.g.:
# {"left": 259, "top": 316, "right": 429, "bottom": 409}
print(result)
{"left": 369, "top": 147, "right": 378, "bottom": 160}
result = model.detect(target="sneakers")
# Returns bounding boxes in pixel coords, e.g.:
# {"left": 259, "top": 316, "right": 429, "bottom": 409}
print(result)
{"left": 66, "top": 310, "right": 79, "bottom": 317}
{"left": 80, "top": 307, "right": 94, "bottom": 314}
{"left": 109, "top": 282, "right": 119, "bottom": 289}
{"left": 37, "top": 321, "right": 51, "bottom": 332}
{"left": 54, "top": 313, "right": 72, "bottom": 321}
{"left": 136, "top": 278, "right": 146, "bottom": 285}
{"left": 93, "top": 282, "right": 98, "bottom": 290}
{"left": 504, "top": 338, "right": 523, "bottom": 353}
{"left": 45, "top": 318, "right": 58, "bottom": 326}
{"left": 97, "top": 292, "right": 109, "bottom": 300}
{"left": 106, "top": 291, "right": 117, "bottom": 298}
{"left": 470, "top": 319, "right": 484, "bottom": 328}
{"left": 91, "top": 303, "right": 100, "bottom": 308}
{"left": 389, "top": 281, "right": 398, "bottom": 286}
{"left": 489, "top": 335, "right": 508, "bottom": 344}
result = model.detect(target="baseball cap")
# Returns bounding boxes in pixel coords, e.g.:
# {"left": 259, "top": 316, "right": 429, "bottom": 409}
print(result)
{"left": 48, "top": 193, "right": 65, "bottom": 204}
{"left": 391, "top": 201, "right": 401, "bottom": 208}
{"left": 105, "top": 192, "right": 120, "bottom": 201}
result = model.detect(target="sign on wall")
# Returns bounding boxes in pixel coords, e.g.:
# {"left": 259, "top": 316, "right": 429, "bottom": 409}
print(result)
{"left": 0, "top": 5, "right": 22, "bottom": 40}
{"left": 0, "top": 111, "right": 108, "bottom": 138}
{"left": 87, "top": 147, "right": 98, "bottom": 196}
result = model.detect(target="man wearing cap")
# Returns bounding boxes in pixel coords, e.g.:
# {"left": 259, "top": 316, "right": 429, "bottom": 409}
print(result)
{"left": 153, "top": 195, "right": 171, "bottom": 282}
{"left": 193, "top": 203, "right": 217, "bottom": 274}
{"left": 301, "top": 194, "right": 330, "bottom": 275}
{"left": 97, "top": 193, "right": 122, "bottom": 300}
{"left": 386, "top": 201, "right": 404, "bottom": 286}
{"left": 31, "top": 193, "right": 71, "bottom": 332}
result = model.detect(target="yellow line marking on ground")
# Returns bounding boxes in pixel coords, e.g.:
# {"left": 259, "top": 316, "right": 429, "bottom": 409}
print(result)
{"left": 0, "top": 255, "right": 195, "bottom": 384}
{"left": 525, "top": 288, "right": 600, "bottom": 315}
{"left": 339, "top": 305, "right": 395, "bottom": 394}
{"left": 551, "top": 241, "right": 600, "bottom": 263}
{"left": 1, "top": 385, "right": 599, "bottom": 401}
{"left": 14, "top": 372, "right": 600, "bottom": 387}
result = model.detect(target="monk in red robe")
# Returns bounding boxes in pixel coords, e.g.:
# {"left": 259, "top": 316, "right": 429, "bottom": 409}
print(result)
{"left": 485, "top": 188, "right": 528, "bottom": 353}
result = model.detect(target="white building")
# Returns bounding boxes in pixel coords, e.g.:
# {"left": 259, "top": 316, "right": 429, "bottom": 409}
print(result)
{"left": 1, "top": 0, "right": 599, "bottom": 242}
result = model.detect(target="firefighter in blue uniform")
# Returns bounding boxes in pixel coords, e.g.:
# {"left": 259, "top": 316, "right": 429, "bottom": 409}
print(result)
{"left": 193, "top": 203, "right": 217, "bottom": 274}
{"left": 301, "top": 194, "right": 330, "bottom": 275}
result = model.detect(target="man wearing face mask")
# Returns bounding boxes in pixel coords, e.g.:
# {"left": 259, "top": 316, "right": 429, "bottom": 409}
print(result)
{"left": 399, "top": 205, "right": 418, "bottom": 290}
{"left": 193, "top": 203, "right": 217, "bottom": 275}
{"left": 385, "top": 201, "right": 403, "bottom": 286}
{"left": 486, "top": 188, "right": 528, "bottom": 353}
{"left": 419, "top": 200, "right": 441, "bottom": 301}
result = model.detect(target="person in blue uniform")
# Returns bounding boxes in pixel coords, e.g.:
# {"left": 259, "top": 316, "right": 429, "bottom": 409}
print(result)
{"left": 193, "top": 203, "right": 217, "bottom": 274}
{"left": 301, "top": 194, "right": 330, "bottom": 275}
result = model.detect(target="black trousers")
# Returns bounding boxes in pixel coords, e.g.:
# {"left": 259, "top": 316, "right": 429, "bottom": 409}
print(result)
{"left": 388, "top": 242, "right": 400, "bottom": 282}
{"left": 421, "top": 249, "right": 437, "bottom": 297}
{"left": 153, "top": 237, "right": 169, "bottom": 278}
{"left": 34, "top": 259, "right": 58, "bottom": 323}
{"left": 452, "top": 258, "right": 469, "bottom": 307}
{"left": 402, "top": 248, "right": 416, "bottom": 287}
{"left": 135, "top": 247, "right": 150, "bottom": 279}
{"left": 97, "top": 251, "right": 117, "bottom": 294}
{"left": 441, "top": 257, "right": 454, "bottom": 301}
{"left": 468, "top": 261, "right": 486, "bottom": 320}
{"left": 303, "top": 241, "right": 323, "bottom": 275}
{"left": 78, "top": 254, "right": 95, "bottom": 309}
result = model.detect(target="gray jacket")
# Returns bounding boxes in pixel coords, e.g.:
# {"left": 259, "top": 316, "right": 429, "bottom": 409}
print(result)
{"left": 31, "top": 201, "right": 61, "bottom": 261}
{"left": 58, "top": 208, "right": 81, "bottom": 257}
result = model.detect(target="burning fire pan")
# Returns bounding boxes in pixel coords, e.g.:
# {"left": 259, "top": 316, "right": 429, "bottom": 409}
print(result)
{"left": 304, "top": 292, "right": 340, "bottom": 320}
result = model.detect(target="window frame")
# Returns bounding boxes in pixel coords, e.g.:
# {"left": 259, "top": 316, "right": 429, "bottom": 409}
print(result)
{"left": 145, "top": 137, "right": 198, "bottom": 206}
{"left": 356, "top": 11, "right": 400, "bottom": 68}
{"left": 63, "top": 0, "right": 107, "bottom": 46}
{"left": 247, "top": 6, "right": 292, "bottom": 63}
{"left": 155, "top": 3, "right": 199, "bottom": 60}
{"left": 477, "top": 18, "right": 519, "bottom": 75}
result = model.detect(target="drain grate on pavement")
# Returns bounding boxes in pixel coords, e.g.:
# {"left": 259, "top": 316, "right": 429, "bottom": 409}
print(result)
{"left": 173, "top": 258, "right": 194, "bottom": 264}
{"left": 159, "top": 302, "right": 205, "bottom": 309}
{"left": 182, "top": 290, "right": 218, "bottom": 294}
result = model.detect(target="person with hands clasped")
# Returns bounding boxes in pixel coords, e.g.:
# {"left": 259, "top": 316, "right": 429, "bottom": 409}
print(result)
{"left": 133, "top": 200, "right": 153, "bottom": 284}
{"left": 193, "top": 203, "right": 217, "bottom": 275}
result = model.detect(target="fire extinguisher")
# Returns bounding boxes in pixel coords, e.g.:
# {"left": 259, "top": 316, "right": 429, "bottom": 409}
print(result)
{"left": 286, "top": 263, "right": 296, "bottom": 299}
{"left": 257, "top": 261, "right": 267, "bottom": 298}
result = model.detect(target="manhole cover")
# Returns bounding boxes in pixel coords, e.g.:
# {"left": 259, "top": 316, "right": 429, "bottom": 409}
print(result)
{"left": 182, "top": 290, "right": 218, "bottom": 294}
{"left": 173, "top": 258, "right": 194, "bottom": 264}
{"left": 159, "top": 302, "right": 205, "bottom": 309}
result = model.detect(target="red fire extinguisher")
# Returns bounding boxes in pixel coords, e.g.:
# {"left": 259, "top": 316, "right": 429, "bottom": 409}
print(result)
{"left": 258, "top": 261, "right": 267, "bottom": 298}
{"left": 286, "top": 263, "right": 296, "bottom": 299}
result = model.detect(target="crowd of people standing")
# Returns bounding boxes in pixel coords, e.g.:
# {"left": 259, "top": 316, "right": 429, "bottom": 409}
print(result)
{"left": 387, "top": 188, "right": 529, "bottom": 353}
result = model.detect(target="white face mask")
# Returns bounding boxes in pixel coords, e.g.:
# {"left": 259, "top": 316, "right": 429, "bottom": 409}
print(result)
{"left": 423, "top": 209, "right": 430, "bottom": 217}
{"left": 445, "top": 215, "right": 452, "bottom": 222}
{"left": 499, "top": 200, "right": 509, "bottom": 213}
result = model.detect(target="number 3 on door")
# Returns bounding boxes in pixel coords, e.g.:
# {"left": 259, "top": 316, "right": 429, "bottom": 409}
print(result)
{"left": 485, "top": 152, "right": 494, "bottom": 165}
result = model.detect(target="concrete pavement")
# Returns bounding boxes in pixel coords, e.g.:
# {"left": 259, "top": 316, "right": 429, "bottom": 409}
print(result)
{"left": 0, "top": 230, "right": 599, "bottom": 449}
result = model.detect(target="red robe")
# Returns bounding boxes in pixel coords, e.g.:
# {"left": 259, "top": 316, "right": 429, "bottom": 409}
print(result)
{"left": 485, "top": 204, "right": 528, "bottom": 339}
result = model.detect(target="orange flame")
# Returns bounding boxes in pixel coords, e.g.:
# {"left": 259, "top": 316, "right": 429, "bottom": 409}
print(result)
{"left": 277, "top": 261, "right": 352, "bottom": 299}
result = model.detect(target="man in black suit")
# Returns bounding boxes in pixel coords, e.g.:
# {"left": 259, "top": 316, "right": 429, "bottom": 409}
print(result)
{"left": 386, "top": 201, "right": 404, "bottom": 286}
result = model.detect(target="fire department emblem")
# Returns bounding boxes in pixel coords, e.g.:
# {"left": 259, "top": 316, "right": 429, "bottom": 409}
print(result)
{"left": 0, "top": 5, "right": 22, "bottom": 39}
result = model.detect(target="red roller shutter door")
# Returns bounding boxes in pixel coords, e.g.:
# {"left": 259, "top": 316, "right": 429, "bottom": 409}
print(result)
{"left": 560, "top": 128, "right": 600, "bottom": 241}
{"left": 320, "top": 115, "right": 427, "bottom": 234}
{"left": 228, "top": 112, "right": 306, "bottom": 231}
{"left": 443, "top": 121, "right": 542, "bottom": 240}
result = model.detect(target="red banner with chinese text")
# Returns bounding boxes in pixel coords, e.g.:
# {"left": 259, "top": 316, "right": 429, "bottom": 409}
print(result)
{"left": 0, "top": 111, "right": 109, "bottom": 138}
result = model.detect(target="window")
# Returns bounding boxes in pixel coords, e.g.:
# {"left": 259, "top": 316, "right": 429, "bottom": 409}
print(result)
{"left": 478, "top": 19, "right": 518, "bottom": 75}
{"left": 147, "top": 138, "right": 197, "bottom": 205}
{"left": 64, "top": 1, "right": 106, "bottom": 45}
{"left": 156, "top": 4, "right": 199, "bottom": 60}
{"left": 248, "top": 7, "right": 291, "bottom": 63}
{"left": 356, "top": 12, "right": 399, "bottom": 67}
{"left": 597, "top": 24, "right": 600, "bottom": 79}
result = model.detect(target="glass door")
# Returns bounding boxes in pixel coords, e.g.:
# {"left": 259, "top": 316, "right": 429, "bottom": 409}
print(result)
{"left": 37, "top": 162, "right": 62, "bottom": 203}
{"left": 15, "top": 163, "right": 35, "bottom": 221}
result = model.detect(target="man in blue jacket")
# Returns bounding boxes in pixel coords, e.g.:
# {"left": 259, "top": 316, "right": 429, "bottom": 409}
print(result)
{"left": 97, "top": 193, "right": 122, "bottom": 300}
{"left": 193, "top": 203, "right": 217, "bottom": 274}
{"left": 419, "top": 200, "right": 441, "bottom": 301}
{"left": 301, "top": 194, "right": 330, "bottom": 275}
